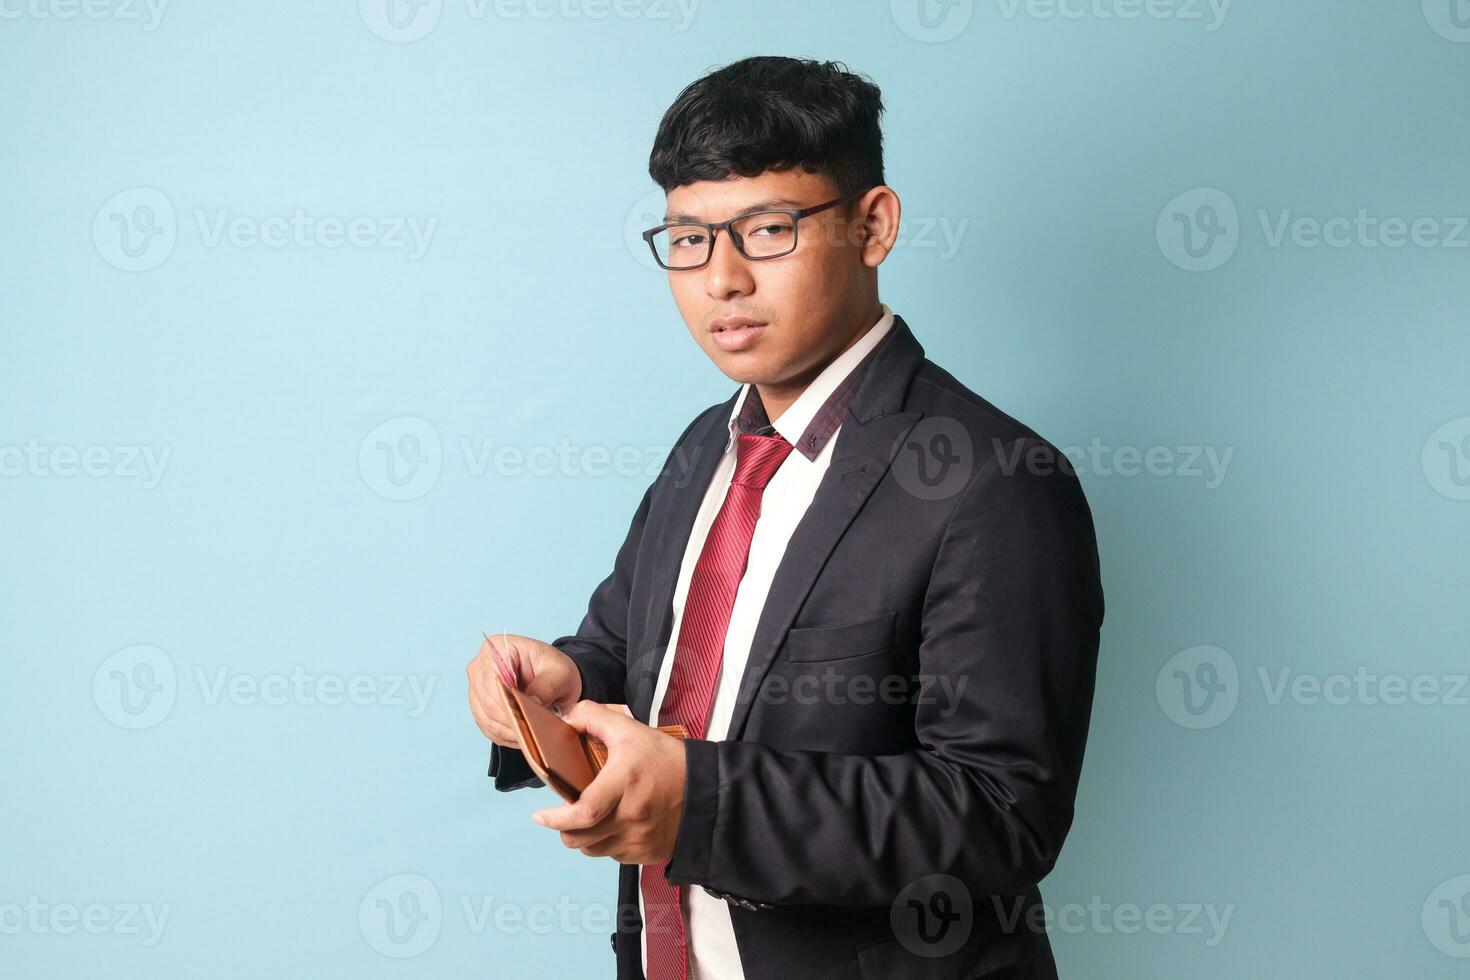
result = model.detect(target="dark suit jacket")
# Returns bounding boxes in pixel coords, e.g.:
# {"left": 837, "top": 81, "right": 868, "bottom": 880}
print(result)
{"left": 490, "top": 315, "right": 1104, "bottom": 979}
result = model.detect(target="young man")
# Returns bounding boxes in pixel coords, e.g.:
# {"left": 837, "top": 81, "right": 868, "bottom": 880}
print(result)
{"left": 467, "top": 56, "right": 1103, "bottom": 980}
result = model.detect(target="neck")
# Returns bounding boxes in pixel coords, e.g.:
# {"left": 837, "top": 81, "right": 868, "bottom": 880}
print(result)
{"left": 757, "top": 301, "right": 884, "bottom": 423}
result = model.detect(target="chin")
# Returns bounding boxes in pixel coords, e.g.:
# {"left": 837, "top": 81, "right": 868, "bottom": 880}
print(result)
{"left": 710, "top": 359, "right": 765, "bottom": 384}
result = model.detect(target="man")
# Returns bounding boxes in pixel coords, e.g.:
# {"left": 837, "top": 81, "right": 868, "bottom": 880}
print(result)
{"left": 467, "top": 56, "right": 1103, "bottom": 979}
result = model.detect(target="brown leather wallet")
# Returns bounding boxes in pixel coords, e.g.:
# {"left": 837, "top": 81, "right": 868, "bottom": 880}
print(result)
{"left": 497, "top": 682, "right": 686, "bottom": 803}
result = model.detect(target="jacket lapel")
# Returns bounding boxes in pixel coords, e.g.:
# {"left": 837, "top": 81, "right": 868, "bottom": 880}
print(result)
{"left": 727, "top": 318, "right": 926, "bottom": 739}
{"left": 628, "top": 315, "right": 928, "bottom": 732}
{"left": 629, "top": 393, "right": 734, "bottom": 722}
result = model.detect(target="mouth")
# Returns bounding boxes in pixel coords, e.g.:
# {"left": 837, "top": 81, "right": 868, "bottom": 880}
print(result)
{"left": 709, "top": 316, "right": 768, "bottom": 352}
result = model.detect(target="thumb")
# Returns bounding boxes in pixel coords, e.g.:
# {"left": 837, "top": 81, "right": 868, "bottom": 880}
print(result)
{"left": 559, "top": 700, "right": 636, "bottom": 744}
{"left": 522, "top": 661, "right": 572, "bottom": 708}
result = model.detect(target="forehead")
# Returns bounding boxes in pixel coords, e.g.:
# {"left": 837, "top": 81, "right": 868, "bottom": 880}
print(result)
{"left": 663, "top": 170, "right": 839, "bottom": 223}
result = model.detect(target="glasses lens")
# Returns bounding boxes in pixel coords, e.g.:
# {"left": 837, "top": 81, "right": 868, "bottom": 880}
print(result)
{"left": 650, "top": 225, "right": 711, "bottom": 269}
{"left": 732, "top": 212, "right": 797, "bottom": 258}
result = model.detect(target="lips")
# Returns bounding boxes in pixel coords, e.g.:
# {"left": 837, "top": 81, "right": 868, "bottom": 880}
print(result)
{"left": 709, "top": 316, "right": 768, "bottom": 334}
{"left": 708, "top": 316, "right": 768, "bottom": 353}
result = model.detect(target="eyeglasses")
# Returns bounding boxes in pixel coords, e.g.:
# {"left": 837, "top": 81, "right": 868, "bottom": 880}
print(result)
{"left": 641, "top": 191, "right": 866, "bottom": 271}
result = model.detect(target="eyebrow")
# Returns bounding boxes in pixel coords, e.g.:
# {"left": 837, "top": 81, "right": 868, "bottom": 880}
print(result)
{"left": 663, "top": 198, "right": 805, "bottom": 225}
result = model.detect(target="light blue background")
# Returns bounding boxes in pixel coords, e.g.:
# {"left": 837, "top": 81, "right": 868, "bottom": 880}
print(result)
{"left": 3, "top": 1, "right": 1469, "bottom": 977}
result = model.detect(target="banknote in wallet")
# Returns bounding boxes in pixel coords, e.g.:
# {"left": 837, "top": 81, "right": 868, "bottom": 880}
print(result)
{"left": 482, "top": 633, "right": 686, "bottom": 802}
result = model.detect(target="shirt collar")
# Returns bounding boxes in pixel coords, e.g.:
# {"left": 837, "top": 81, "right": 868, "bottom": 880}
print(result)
{"left": 724, "top": 303, "right": 896, "bottom": 461}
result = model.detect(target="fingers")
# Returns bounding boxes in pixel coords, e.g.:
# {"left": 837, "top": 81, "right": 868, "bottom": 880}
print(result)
{"left": 480, "top": 633, "right": 523, "bottom": 690}
{"left": 571, "top": 832, "right": 626, "bottom": 859}
{"left": 521, "top": 669, "right": 564, "bottom": 708}
{"left": 558, "top": 699, "right": 634, "bottom": 743}
{"left": 533, "top": 763, "right": 624, "bottom": 831}
{"left": 558, "top": 814, "right": 618, "bottom": 852}
{"left": 470, "top": 685, "right": 519, "bottom": 747}
{"left": 466, "top": 655, "right": 520, "bottom": 748}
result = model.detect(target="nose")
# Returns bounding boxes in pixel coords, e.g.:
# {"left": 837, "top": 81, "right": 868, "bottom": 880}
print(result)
{"left": 703, "top": 228, "right": 755, "bottom": 302}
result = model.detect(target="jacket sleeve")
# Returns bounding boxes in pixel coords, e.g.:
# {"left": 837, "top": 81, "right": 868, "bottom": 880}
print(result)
{"left": 489, "top": 409, "right": 710, "bottom": 791}
{"left": 664, "top": 437, "right": 1105, "bottom": 904}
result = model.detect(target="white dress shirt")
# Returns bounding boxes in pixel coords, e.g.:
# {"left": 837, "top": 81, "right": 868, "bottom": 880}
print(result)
{"left": 640, "top": 304, "right": 896, "bottom": 980}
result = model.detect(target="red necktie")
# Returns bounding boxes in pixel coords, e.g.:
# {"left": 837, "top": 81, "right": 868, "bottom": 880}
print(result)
{"left": 642, "top": 431, "right": 794, "bottom": 980}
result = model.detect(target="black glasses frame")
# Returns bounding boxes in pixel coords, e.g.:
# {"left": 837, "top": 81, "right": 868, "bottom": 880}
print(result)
{"left": 640, "top": 190, "right": 867, "bottom": 271}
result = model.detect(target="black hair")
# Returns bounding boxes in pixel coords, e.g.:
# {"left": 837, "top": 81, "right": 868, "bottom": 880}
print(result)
{"left": 648, "top": 56, "right": 885, "bottom": 197}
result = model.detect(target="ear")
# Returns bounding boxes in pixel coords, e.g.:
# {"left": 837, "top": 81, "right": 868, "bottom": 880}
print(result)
{"left": 855, "top": 186, "right": 902, "bottom": 267}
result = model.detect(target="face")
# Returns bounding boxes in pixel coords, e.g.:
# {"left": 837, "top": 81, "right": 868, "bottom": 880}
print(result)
{"left": 658, "top": 169, "right": 899, "bottom": 403}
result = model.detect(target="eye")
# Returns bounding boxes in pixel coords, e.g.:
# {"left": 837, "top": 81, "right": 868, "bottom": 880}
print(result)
{"left": 749, "top": 222, "right": 792, "bottom": 237}
{"left": 671, "top": 231, "right": 708, "bottom": 249}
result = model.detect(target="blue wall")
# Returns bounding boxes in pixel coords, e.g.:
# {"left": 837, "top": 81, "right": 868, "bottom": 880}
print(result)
{"left": 3, "top": 1, "right": 1468, "bottom": 976}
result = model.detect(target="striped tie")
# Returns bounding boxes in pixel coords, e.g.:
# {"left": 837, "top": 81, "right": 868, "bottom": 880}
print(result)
{"left": 641, "top": 431, "right": 794, "bottom": 980}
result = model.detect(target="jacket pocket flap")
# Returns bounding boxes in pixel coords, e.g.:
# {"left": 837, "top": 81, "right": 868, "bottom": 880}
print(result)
{"left": 782, "top": 610, "right": 897, "bottom": 663}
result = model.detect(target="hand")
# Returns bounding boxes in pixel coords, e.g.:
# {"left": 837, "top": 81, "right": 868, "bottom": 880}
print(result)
{"left": 532, "top": 701, "right": 687, "bottom": 865}
{"left": 466, "top": 633, "right": 582, "bottom": 749}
